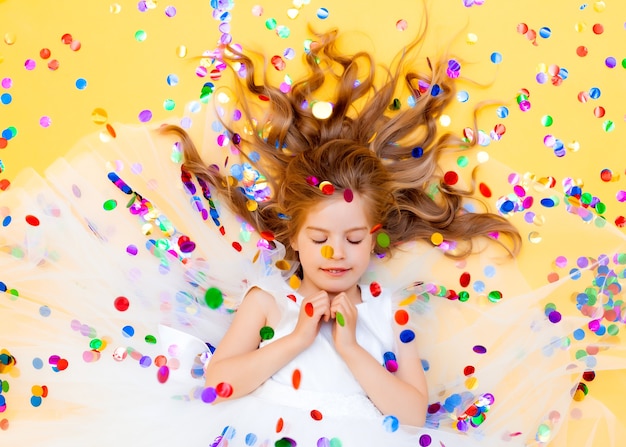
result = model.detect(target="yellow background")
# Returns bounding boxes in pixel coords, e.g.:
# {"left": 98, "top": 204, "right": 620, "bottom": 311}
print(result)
{"left": 1, "top": 0, "right": 625, "bottom": 445}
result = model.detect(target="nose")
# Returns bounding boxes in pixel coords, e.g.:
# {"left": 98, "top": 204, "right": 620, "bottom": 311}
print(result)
{"left": 330, "top": 240, "right": 346, "bottom": 260}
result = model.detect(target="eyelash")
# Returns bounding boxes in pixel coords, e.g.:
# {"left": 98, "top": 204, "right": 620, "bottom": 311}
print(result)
{"left": 312, "top": 239, "right": 363, "bottom": 245}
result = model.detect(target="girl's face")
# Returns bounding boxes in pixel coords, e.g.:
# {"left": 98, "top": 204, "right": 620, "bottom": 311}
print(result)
{"left": 291, "top": 192, "right": 375, "bottom": 302}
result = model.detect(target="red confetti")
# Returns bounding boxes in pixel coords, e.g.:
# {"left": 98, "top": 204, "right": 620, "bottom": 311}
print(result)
{"left": 61, "top": 33, "right": 73, "bottom": 44}
{"left": 286, "top": 294, "right": 297, "bottom": 302}
{"left": 260, "top": 230, "right": 275, "bottom": 241}
{"left": 478, "top": 182, "right": 492, "bottom": 198}
{"left": 157, "top": 365, "right": 169, "bottom": 383}
{"left": 343, "top": 188, "right": 354, "bottom": 203}
{"left": 600, "top": 169, "right": 612, "bottom": 182}
{"left": 40, "top": 48, "right": 51, "bottom": 59}
{"left": 106, "top": 123, "right": 117, "bottom": 138}
{"left": 459, "top": 272, "right": 471, "bottom": 287}
{"left": 582, "top": 371, "right": 596, "bottom": 381}
{"left": 464, "top": 365, "right": 476, "bottom": 376}
{"left": 292, "top": 369, "right": 301, "bottom": 389}
{"left": 320, "top": 183, "right": 335, "bottom": 195}
{"left": 576, "top": 46, "right": 588, "bottom": 57}
{"left": 114, "top": 296, "right": 130, "bottom": 312}
{"left": 370, "top": 223, "right": 383, "bottom": 234}
{"left": 276, "top": 417, "right": 284, "bottom": 433}
{"left": 394, "top": 309, "right": 409, "bottom": 325}
{"left": 56, "top": 358, "right": 69, "bottom": 370}
{"left": 592, "top": 23, "right": 604, "bottom": 35}
{"left": 305, "top": 302, "right": 314, "bottom": 317}
{"left": 271, "top": 55, "right": 286, "bottom": 71}
{"left": 25, "top": 215, "right": 40, "bottom": 226}
{"left": 232, "top": 241, "right": 242, "bottom": 252}
{"left": 369, "top": 282, "right": 381, "bottom": 297}
{"left": 443, "top": 171, "right": 459, "bottom": 185}
{"left": 310, "top": 409, "right": 323, "bottom": 420}
{"left": 216, "top": 382, "right": 233, "bottom": 398}
{"left": 0, "top": 179, "right": 10, "bottom": 191}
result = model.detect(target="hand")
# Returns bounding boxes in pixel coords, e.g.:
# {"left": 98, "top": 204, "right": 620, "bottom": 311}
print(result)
{"left": 330, "top": 292, "right": 359, "bottom": 356}
{"left": 291, "top": 290, "right": 331, "bottom": 348}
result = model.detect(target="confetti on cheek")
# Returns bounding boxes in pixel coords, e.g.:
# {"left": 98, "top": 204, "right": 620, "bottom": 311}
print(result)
{"left": 320, "top": 245, "right": 334, "bottom": 259}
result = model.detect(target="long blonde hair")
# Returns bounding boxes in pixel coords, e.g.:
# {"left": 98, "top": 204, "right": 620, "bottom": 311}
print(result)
{"left": 162, "top": 27, "right": 521, "bottom": 261}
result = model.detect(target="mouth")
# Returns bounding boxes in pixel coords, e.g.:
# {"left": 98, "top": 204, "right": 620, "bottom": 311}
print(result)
{"left": 321, "top": 268, "right": 351, "bottom": 276}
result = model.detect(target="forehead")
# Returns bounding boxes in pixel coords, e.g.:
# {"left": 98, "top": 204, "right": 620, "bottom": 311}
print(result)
{"left": 300, "top": 193, "right": 372, "bottom": 231}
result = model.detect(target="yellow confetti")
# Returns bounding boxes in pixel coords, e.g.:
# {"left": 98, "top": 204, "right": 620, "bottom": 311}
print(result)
{"left": 321, "top": 245, "right": 334, "bottom": 259}
{"left": 430, "top": 232, "right": 444, "bottom": 246}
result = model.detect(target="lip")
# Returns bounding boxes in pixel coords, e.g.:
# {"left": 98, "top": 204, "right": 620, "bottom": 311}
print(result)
{"left": 320, "top": 268, "right": 351, "bottom": 277}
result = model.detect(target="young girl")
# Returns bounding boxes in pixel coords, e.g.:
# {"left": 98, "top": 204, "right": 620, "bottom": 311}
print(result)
{"left": 1, "top": 12, "right": 625, "bottom": 447}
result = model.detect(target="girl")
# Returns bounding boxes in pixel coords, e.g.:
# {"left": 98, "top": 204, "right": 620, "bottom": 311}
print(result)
{"left": 1, "top": 12, "right": 625, "bottom": 447}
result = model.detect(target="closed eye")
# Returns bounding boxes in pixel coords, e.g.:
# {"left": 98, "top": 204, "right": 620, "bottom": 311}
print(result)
{"left": 311, "top": 239, "right": 327, "bottom": 244}
{"left": 348, "top": 239, "right": 363, "bottom": 245}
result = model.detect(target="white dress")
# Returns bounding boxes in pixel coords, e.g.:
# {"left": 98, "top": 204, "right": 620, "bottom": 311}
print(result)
{"left": 1, "top": 106, "right": 625, "bottom": 447}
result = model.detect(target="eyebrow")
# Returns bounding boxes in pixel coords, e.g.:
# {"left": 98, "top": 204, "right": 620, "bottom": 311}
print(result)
{"left": 305, "top": 226, "right": 369, "bottom": 233}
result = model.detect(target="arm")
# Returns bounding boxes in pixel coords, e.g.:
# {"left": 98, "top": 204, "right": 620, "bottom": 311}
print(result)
{"left": 331, "top": 294, "right": 428, "bottom": 426}
{"left": 205, "top": 287, "right": 331, "bottom": 401}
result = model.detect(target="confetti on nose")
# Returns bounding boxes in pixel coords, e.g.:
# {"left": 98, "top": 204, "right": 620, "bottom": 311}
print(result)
{"left": 321, "top": 245, "right": 334, "bottom": 259}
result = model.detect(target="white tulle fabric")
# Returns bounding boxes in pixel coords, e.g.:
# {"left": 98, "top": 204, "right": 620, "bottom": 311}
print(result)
{"left": 1, "top": 102, "right": 625, "bottom": 447}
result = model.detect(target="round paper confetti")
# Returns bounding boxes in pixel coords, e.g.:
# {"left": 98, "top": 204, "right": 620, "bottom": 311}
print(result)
{"left": 312, "top": 101, "right": 333, "bottom": 119}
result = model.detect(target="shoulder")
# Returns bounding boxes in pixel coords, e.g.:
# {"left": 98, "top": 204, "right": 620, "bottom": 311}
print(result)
{"left": 242, "top": 286, "right": 276, "bottom": 307}
{"left": 242, "top": 285, "right": 285, "bottom": 328}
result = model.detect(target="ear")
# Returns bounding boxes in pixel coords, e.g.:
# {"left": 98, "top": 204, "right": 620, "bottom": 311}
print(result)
{"left": 291, "top": 237, "right": 299, "bottom": 252}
